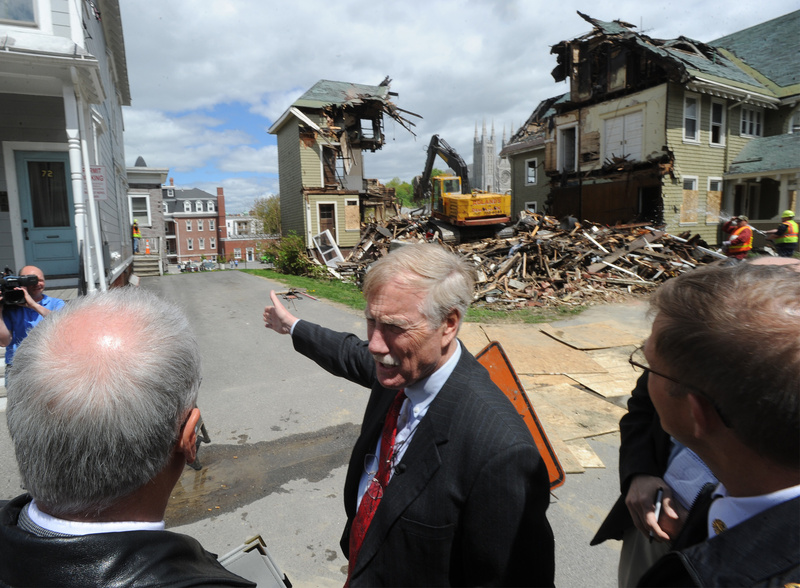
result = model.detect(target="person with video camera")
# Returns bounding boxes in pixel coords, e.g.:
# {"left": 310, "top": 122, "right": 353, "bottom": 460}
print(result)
{"left": 0, "top": 265, "right": 64, "bottom": 387}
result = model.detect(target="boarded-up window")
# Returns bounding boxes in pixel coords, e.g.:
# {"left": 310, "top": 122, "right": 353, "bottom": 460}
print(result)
{"left": 345, "top": 199, "right": 359, "bottom": 230}
{"left": 681, "top": 177, "right": 698, "bottom": 223}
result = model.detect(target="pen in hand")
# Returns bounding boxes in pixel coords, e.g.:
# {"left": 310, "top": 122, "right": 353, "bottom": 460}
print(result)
{"left": 649, "top": 487, "right": 664, "bottom": 543}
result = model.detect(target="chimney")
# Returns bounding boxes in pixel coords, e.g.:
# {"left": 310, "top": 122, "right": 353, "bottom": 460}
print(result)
{"left": 216, "top": 187, "right": 228, "bottom": 242}
{"left": 169, "top": 177, "right": 174, "bottom": 186}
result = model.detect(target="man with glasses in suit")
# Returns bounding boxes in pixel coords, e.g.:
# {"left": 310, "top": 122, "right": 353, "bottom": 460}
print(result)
{"left": 630, "top": 263, "right": 799, "bottom": 586}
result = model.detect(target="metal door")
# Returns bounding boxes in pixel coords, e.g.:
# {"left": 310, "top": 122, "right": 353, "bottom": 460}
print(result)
{"left": 15, "top": 151, "right": 78, "bottom": 276}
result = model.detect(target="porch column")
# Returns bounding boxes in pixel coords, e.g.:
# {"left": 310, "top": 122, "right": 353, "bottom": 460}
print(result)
{"left": 63, "top": 82, "right": 96, "bottom": 293}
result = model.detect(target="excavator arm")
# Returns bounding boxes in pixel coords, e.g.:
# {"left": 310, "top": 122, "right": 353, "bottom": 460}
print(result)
{"left": 413, "top": 134, "right": 472, "bottom": 202}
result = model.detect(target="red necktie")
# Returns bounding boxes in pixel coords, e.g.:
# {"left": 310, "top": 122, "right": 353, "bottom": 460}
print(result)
{"left": 345, "top": 389, "right": 406, "bottom": 586}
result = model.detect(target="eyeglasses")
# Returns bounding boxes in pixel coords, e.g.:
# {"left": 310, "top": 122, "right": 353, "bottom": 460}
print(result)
{"left": 628, "top": 346, "right": 732, "bottom": 428}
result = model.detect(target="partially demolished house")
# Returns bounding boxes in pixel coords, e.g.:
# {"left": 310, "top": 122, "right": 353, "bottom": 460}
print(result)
{"left": 504, "top": 11, "right": 799, "bottom": 245}
{"left": 268, "top": 78, "right": 417, "bottom": 256}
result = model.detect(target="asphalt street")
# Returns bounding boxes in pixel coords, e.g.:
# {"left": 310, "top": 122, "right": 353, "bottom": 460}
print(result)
{"left": 0, "top": 270, "right": 636, "bottom": 587}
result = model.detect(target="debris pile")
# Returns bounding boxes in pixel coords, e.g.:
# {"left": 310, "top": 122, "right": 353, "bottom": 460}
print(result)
{"left": 330, "top": 212, "right": 723, "bottom": 308}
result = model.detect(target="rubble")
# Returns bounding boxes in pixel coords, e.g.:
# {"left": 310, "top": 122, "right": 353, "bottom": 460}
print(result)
{"left": 330, "top": 211, "right": 724, "bottom": 308}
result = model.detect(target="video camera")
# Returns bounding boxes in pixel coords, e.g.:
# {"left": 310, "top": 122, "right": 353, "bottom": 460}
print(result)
{"left": 1, "top": 274, "right": 39, "bottom": 305}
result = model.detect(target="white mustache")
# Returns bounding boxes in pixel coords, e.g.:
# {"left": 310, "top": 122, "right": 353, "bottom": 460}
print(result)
{"left": 373, "top": 353, "right": 399, "bottom": 367}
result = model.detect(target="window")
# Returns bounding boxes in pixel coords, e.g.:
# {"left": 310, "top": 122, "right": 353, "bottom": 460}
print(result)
{"left": 167, "top": 188, "right": 174, "bottom": 198}
{"left": 183, "top": 201, "right": 191, "bottom": 212}
{"left": 557, "top": 126, "right": 577, "bottom": 173}
{"left": 683, "top": 95, "right": 699, "bottom": 142}
{"left": 681, "top": 176, "right": 698, "bottom": 224}
{"left": 128, "top": 194, "right": 151, "bottom": 225}
{"left": 210, "top": 237, "right": 216, "bottom": 249}
{"left": 187, "top": 239, "right": 193, "bottom": 250}
{"left": 524, "top": 201, "right": 537, "bottom": 213}
{"left": 740, "top": 107, "right": 763, "bottom": 137}
{"left": 186, "top": 220, "right": 192, "bottom": 232}
{"left": 207, "top": 201, "right": 215, "bottom": 212}
{"left": 199, "top": 238, "right": 205, "bottom": 250}
{"left": 707, "top": 178, "right": 723, "bottom": 224}
{"left": 193, "top": 201, "right": 201, "bottom": 212}
{"left": 525, "top": 159, "right": 537, "bottom": 185}
{"left": 233, "top": 248, "right": 242, "bottom": 259}
{"left": 0, "top": 0, "right": 35, "bottom": 25}
{"left": 710, "top": 101, "right": 725, "bottom": 146}
{"left": 197, "top": 220, "right": 204, "bottom": 231}
{"left": 209, "top": 219, "right": 215, "bottom": 231}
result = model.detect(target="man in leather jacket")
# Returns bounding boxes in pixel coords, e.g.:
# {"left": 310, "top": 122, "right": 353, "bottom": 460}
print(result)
{"left": 0, "top": 288, "right": 253, "bottom": 587}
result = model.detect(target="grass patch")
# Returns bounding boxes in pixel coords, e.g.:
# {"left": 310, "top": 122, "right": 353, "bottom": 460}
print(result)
{"left": 242, "top": 269, "right": 588, "bottom": 323}
{"left": 242, "top": 269, "right": 366, "bottom": 311}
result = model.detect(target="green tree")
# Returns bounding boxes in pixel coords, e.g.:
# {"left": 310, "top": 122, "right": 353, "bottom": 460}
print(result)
{"left": 386, "top": 177, "right": 414, "bottom": 207}
{"left": 252, "top": 194, "right": 281, "bottom": 234}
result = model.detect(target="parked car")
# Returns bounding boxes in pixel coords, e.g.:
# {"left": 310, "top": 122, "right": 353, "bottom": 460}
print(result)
{"left": 200, "top": 260, "right": 217, "bottom": 271}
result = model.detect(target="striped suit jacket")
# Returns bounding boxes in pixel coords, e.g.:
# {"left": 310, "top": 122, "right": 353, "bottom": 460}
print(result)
{"left": 293, "top": 320, "right": 555, "bottom": 587}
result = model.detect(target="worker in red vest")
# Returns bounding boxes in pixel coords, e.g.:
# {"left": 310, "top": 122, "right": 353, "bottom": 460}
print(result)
{"left": 765, "top": 210, "right": 798, "bottom": 258}
{"left": 722, "top": 215, "right": 753, "bottom": 260}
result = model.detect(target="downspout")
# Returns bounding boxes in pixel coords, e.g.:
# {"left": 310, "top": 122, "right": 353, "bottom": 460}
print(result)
{"left": 63, "top": 78, "right": 95, "bottom": 294}
{"left": 71, "top": 67, "right": 107, "bottom": 291}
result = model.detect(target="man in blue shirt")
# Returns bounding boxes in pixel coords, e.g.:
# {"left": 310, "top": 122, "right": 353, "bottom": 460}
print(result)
{"left": 0, "top": 265, "right": 65, "bottom": 386}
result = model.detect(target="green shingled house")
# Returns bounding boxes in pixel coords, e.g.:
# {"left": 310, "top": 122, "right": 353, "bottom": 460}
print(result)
{"left": 505, "top": 10, "right": 799, "bottom": 246}
{"left": 268, "top": 79, "right": 414, "bottom": 261}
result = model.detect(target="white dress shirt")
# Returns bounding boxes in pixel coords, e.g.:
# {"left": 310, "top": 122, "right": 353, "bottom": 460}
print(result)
{"left": 356, "top": 342, "right": 462, "bottom": 509}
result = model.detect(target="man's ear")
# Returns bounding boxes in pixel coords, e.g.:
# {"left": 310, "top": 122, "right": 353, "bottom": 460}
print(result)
{"left": 178, "top": 408, "right": 201, "bottom": 464}
{"left": 441, "top": 310, "right": 460, "bottom": 346}
{"left": 687, "top": 393, "right": 719, "bottom": 438}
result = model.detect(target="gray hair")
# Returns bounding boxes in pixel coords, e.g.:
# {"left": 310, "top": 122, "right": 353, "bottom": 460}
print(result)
{"left": 650, "top": 263, "right": 800, "bottom": 469}
{"left": 363, "top": 243, "right": 475, "bottom": 327}
{"left": 6, "top": 287, "right": 201, "bottom": 517}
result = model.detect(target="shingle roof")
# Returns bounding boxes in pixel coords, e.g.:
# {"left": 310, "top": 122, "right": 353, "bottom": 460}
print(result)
{"left": 293, "top": 79, "right": 389, "bottom": 109}
{"left": 710, "top": 10, "right": 800, "bottom": 90}
{"left": 726, "top": 133, "right": 800, "bottom": 176}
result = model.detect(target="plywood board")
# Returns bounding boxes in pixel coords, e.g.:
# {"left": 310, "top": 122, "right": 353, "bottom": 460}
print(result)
{"left": 480, "top": 325, "right": 607, "bottom": 375}
{"left": 565, "top": 438, "right": 605, "bottom": 468}
{"left": 567, "top": 346, "right": 640, "bottom": 398}
{"left": 521, "top": 378, "right": 625, "bottom": 441}
{"left": 550, "top": 435, "right": 585, "bottom": 474}
{"left": 539, "top": 321, "right": 643, "bottom": 350}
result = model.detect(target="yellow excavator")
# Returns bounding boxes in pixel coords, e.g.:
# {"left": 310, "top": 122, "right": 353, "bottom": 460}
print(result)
{"left": 413, "top": 134, "right": 512, "bottom": 243}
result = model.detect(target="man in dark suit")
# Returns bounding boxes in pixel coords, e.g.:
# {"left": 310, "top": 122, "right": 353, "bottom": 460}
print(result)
{"left": 264, "top": 243, "right": 555, "bottom": 587}
{"left": 632, "top": 263, "right": 800, "bottom": 586}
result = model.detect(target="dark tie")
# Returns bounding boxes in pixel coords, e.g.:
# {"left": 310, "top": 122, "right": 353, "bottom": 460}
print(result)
{"left": 345, "top": 389, "right": 406, "bottom": 586}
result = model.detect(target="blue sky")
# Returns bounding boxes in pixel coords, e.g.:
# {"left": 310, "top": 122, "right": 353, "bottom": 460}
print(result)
{"left": 119, "top": 1, "right": 799, "bottom": 214}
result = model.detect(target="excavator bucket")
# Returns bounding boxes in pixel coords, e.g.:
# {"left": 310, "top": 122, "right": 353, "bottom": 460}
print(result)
{"left": 476, "top": 341, "right": 565, "bottom": 489}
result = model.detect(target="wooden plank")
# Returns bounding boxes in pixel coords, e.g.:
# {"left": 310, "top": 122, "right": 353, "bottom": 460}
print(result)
{"left": 539, "top": 321, "right": 643, "bottom": 350}
{"left": 481, "top": 325, "right": 607, "bottom": 375}
{"left": 520, "top": 378, "right": 626, "bottom": 441}
{"left": 565, "top": 438, "right": 605, "bottom": 468}
{"left": 569, "top": 346, "right": 640, "bottom": 398}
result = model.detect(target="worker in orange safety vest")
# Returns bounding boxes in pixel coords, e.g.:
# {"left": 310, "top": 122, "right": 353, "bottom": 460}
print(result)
{"left": 721, "top": 215, "right": 753, "bottom": 260}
